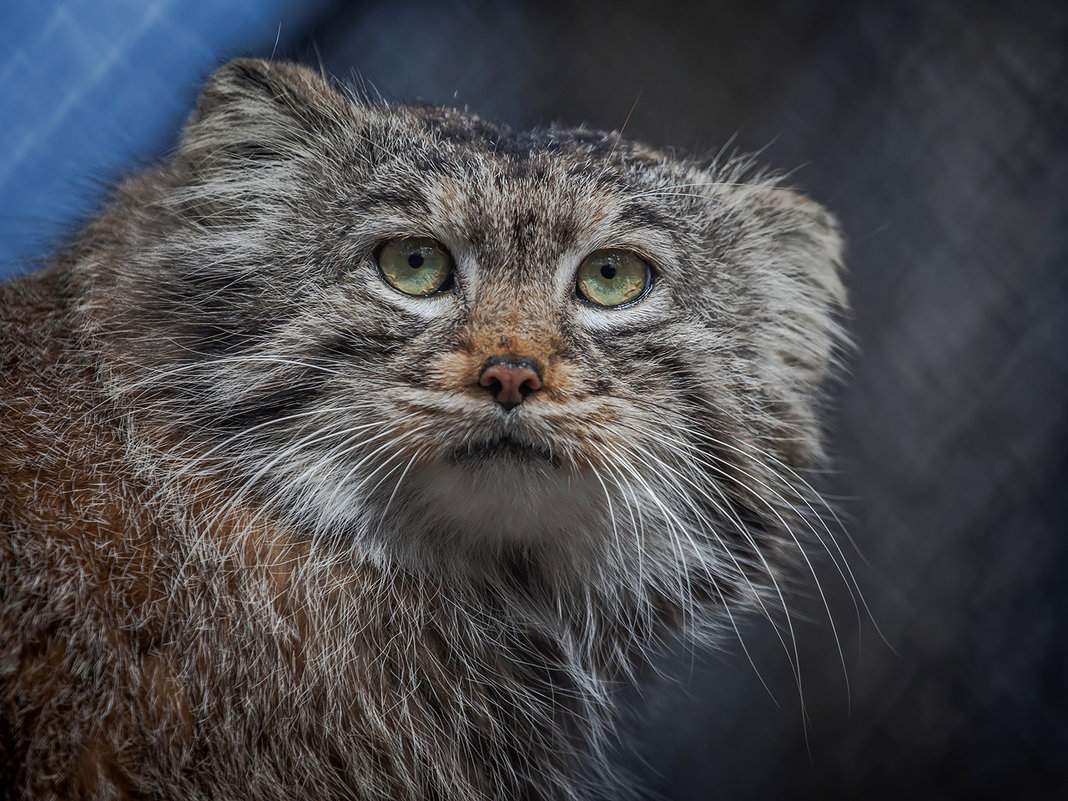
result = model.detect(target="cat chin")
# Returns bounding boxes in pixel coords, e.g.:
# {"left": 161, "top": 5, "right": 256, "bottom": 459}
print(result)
{"left": 396, "top": 457, "right": 609, "bottom": 549}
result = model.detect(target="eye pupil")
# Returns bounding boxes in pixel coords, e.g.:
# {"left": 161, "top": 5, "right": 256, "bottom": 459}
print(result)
{"left": 600, "top": 264, "right": 616, "bottom": 280}
{"left": 408, "top": 253, "right": 424, "bottom": 269}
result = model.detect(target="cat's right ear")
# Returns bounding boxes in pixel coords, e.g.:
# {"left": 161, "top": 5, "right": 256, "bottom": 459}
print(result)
{"left": 178, "top": 58, "right": 349, "bottom": 171}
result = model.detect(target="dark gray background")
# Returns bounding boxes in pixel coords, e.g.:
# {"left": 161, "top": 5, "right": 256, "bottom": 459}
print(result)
{"left": 3, "top": 1, "right": 1065, "bottom": 798}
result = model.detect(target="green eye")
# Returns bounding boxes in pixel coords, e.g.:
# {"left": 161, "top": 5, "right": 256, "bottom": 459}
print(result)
{"left": 575, "top": 249, "right": 651, "bottom": 307}
{"left": 377, "top": 237, "right": 454, "bottom": 296}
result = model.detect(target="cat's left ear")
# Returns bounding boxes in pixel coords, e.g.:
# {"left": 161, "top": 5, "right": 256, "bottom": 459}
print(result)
{"left": 731, "top": 184, "right": 848, "bottom": 390}
{"left": 757, "top": 187, "right": 847, "bottom": 310}
{"left": 178, "top": 58, "right": 350, "bottom": 170}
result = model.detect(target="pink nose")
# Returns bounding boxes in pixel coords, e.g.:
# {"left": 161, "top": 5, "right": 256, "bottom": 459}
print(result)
{"left": 478, "top": 357, "right": 542, "bottom": 410}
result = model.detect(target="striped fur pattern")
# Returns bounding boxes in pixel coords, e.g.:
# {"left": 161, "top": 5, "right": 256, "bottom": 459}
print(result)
{"left": 0, "top": 59, "right": 846, "bottom": 799}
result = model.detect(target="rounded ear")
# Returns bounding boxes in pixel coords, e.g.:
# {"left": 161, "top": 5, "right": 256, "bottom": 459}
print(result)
{"left": 713, "top": 181, "right": 848, "bottom": 391}
{"left": 754, "top": 186, "right": 847, "bottom": 309}
{"left": 179, "top": 59, "right": 350, "bottom": 169}
{"left": 764, "top": 187, "right": 848, "bottom": 387}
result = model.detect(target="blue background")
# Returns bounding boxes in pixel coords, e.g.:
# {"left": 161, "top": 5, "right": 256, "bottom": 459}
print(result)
{"left": 0, "top": 0, "right": 330, "bottom": 273}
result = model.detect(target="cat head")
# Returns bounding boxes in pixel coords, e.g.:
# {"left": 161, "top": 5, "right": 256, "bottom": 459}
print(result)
{"left": 85, "top": 59, "right": 845, "bottom": 611}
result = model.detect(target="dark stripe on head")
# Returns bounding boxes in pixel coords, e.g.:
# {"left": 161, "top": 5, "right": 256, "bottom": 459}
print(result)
{"left": 351, "top": 189, "right": 429, "bottom": 215}
{"left": 213, "top": 377, "right": 325, "bottom": 434}
{"left": 180, "top": 317, "right": 271, "bottom": 356}
{"left": 617, "top": 201, "right": 680, "bottom": 233}
{"left": 314, "top": 329, "right": 399, "bottom": 363}
{"left": 173, "top": 271, "right": 275, "bottom": 356}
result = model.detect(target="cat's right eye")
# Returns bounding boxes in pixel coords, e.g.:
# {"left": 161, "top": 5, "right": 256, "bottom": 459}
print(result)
{"left": 377, "top": 237, "right": 455, "bottom": 296}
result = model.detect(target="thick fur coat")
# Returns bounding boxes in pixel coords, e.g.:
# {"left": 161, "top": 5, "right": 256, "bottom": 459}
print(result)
{"left": 0, "top": 60, "right": 845, "bottom": 800}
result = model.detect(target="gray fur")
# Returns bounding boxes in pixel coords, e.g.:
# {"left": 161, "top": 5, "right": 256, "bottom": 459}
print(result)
{"left": 0, "top": 59, "right": 846, "bottom": 800}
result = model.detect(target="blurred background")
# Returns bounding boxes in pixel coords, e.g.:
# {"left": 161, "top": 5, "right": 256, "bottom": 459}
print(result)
{"left": 2, "top": 1, "right": 1065, "bottom": 798}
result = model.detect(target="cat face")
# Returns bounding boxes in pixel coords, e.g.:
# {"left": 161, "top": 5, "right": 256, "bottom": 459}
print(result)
{"left": 90, "top": 60, "right": 844, "bottom": 588}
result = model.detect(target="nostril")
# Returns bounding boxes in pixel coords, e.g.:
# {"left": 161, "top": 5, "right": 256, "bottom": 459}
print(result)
{"left": 478, "top": 357, "right": 543, "bottom": 410}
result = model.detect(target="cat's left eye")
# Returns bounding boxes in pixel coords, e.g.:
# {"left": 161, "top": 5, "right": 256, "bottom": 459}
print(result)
{"left": 377, "top": 237, "right": 454, "bottom": 296}
{"left": 575, "top": 249, "right": 651, "bottom": 307}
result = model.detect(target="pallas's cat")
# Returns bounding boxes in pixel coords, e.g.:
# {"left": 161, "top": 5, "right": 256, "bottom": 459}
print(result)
{"left": 0, "top": 60, "right": 845, "bottom": 800}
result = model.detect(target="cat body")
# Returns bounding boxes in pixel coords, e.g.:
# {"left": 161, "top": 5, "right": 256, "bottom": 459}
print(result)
{"left": 0, "top": 60, "right": 845, "bottom": 799}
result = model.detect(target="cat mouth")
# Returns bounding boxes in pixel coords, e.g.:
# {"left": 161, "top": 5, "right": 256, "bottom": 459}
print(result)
{"left": 449, "top": 434, "right": 557, "bottom": 465}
